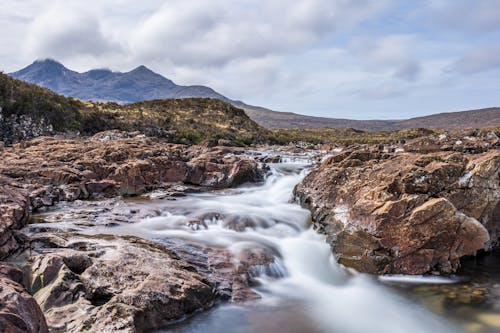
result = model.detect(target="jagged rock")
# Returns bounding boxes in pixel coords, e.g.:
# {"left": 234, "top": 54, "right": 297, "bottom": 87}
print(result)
{"left": 0, "top": 263, "right": 49, "bottom": 333}
{"left": 25, "top": 234, "right": 217, "bottom": 333}
{"left": 295, "top": 148, "right": 499, "bottom": 275}
{"left": 0, "top": 176, "right": 30, "bottom": 259}
{"left": 0, "top": 135, "right": 267, "bottom": 198}
{"left": 23, "top": 233, "right": 267, "bottom": 332}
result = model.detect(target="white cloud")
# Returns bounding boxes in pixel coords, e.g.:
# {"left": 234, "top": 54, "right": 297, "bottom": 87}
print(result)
{"left": 424, "top": 0, "right": 500, "bottom": 33}
{"left": 24, "top": 1, "right": 119, "bottom": 59}
{"left": 128, "top": 0, "right": 391, "bottom": 68}
{"left": 350, "top": 34, "right": 421, "bottom": 81}
{"left": 450, "top": 45, "right": 500, "bottom": 74}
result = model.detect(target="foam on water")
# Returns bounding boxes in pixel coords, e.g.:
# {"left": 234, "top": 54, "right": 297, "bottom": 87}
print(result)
{"left": 29, "top": 160, "right": 466, "bottom": 333}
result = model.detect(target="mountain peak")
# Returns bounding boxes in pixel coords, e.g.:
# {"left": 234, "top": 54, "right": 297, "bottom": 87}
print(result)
{"left": 129, "top": 65, "right": 156, "bottom": 75}
{"left": 34, "top": 58, "right": 63, "bottom": 65}
{"left": 30, "top": 58, "right": 67, "bottom": 71}
{"left": 10, "top": 58, "right": 71, "bottom": 82}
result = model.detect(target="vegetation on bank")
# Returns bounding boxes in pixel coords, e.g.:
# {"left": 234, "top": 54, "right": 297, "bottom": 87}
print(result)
{"left": 0, "top": 72, "right": 271, "bottom": 145}
{"left": 272, "top": 127, "right": 439, "bottom": 145}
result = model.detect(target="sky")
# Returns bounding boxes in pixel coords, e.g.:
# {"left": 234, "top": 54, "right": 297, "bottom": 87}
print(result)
{"left": 1, "top": 0, "right": 500, "bottom": 119}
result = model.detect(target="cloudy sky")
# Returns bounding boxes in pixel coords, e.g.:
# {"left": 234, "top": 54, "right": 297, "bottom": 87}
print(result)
{"left": 1, "top": 0, "right": 500, "bottom": 119}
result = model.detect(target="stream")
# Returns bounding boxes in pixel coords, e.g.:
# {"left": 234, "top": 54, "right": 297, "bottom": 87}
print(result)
{"left": 26, "top": 156, "right": 500, "bottom": 333}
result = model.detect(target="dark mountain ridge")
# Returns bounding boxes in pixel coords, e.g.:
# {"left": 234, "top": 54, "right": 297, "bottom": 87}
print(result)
{"left": 9, "top": 59, "right": 500, "bottom": 131}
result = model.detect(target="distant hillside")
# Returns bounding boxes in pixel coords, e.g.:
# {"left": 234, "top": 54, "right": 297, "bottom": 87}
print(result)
{"left": 394, "top": 108, "right": 500, "bottom": 130}
{"left": 238, "top": 104, "right": 500, "bottom": 131}
{"left": 237, "top": 103, "right": 398, "bottom": 131}
{"left": 9, "top": 59, "right": 500, "bottom": 131}
{"left": 0, "top": 72, "right": 271, "bottom": 145}
{"left": 272, "top": 128, "right": 439, "bottom": 145}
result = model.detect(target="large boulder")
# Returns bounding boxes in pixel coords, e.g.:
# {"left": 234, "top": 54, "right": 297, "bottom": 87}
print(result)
{"left": 25, "top": 233, "right": 267, "bottom": 332}
{"left": 26, "top": 234, "right": 217, "bottom": 333}
{"left": 295, "top": 148, "right": 499, "bottom": 275}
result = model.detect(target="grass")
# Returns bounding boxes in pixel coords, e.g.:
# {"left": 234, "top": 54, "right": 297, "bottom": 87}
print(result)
{"left": 0, "top": 72, "right": 272, "bottom": 145}
{"left": 272, "top": 127, "right": 438, "bottom": 145}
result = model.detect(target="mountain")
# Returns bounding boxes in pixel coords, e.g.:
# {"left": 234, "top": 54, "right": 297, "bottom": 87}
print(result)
{"left": 9, "top": 59, "right": 500, "bottom": 131}
{"left": 0, "top": 72, "right": 271, "bottom": 145}
{"left": 10, "top": 59, "right": 229, "bottom": 103}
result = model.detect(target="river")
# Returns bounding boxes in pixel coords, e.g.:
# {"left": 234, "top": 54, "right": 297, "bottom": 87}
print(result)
{"left": 27, "top": 156, "right": 500, "bottom": 333}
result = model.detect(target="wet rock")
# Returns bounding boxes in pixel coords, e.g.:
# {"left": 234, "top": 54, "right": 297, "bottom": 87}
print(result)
{"left": 295, "top": 148, "right": 499, "bottom": 275}
{"left": 0, "top": 263, "right": 49, "bottom": 333}
{"left": 184, "top": 147, "right": 267, "bottom": 188}
{"left": 19, "top": 233, "right": 269, "bottom": 332}
{"left": 25, "top": 234, "right": 218, "bottom": 333}
{"left": 0, "top": 176, "right": 30, "bottom": 259}
{"left": 160, "top": 238, "right": 265, "bottom": 303}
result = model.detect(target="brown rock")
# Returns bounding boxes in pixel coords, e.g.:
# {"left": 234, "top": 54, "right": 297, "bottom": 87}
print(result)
{"left": 0, "top": 134, "right": 266, "bottom": 198}
{"left": 296, "top": 148, "right": 499, "bottom": 275}
{"left": 0, "top": 176, "right": 30, "bottom": 259}
{"left": 24, "top": 233, "right": 266, "bottom": 332}
{"left": 25, "top": 234, "right": 217, "bottom": 333}
{"left": 0, "top": 263, "right": 49, "bottom": 333}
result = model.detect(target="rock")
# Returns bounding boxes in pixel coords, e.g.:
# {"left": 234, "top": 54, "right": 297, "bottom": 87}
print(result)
{"left": 25, "top": 234, "right": 217, "bottom": 332}
{"left": 0, "top": 263, "right": 49, "bottom": 333}
{"left": 24, "top": 233, "right": 266, "bottom": 332}
{"left": 184, "top": 147, "right": 267, "bottom": 188}
{"left": 0, "top": 176, "right": 30, "bottom": 259}
{"left": 295, "top": 148, "right": 499, "bottom": 275}
{"left": 161, "top": 238, "right": 264, "bottom": 303}
{"left": 0, "top": 135, "right": 267, "bottom": 198}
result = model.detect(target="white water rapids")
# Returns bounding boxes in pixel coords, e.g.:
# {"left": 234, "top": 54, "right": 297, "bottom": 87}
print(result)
{"left": 107, "top": 161, "right": 463, "bottom": 333}
{"left": 30, "top": 159, "right": 467, "bottom": 332}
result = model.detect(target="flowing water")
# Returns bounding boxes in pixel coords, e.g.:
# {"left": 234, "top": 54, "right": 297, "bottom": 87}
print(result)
{"left": 27, "top": 157, "right": 500, "bottom": 333}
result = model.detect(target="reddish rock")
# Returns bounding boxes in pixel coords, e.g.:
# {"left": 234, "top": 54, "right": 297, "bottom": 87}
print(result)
{"left": 0, "top": 176, "right": 30, "bottom": 259}
{"left": 0, "top": 134, "right": 267, "bottom": 198}
{"left": 295, "top": 147, "right": 499, "bottom": 275}
{"left": 0, "top": 263, "right": 49, "bottom": 333}
{"left": 23, "top": 233, "right": 267, "bottom": 332}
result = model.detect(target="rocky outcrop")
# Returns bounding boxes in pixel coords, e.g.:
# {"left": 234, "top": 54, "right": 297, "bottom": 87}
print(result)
{"left": 0, "top": 134, "right": 266, "bottom": 196}
{"left": 0, "top": 263, "right": 48, "bottom": 333}
{"left": 295, "top": 147, "right": 499, "bottom": 275}
{"left": 21, "top": 233, "right": 269, "bottom": 332}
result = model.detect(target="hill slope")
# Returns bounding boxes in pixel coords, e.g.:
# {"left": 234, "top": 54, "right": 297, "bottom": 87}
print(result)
{"left": 395, "top": 108, "right": 500, "bottom": 130}
{"left": 0, "top": 72, "right": 271, "bottom": 145}
{"left": 10, "top": 59, "right": 500, "bottom": 131}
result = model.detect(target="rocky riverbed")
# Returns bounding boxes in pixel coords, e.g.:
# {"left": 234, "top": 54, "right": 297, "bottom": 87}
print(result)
{"left": 0, "top": 130, "right": 499, "bottom": 333}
